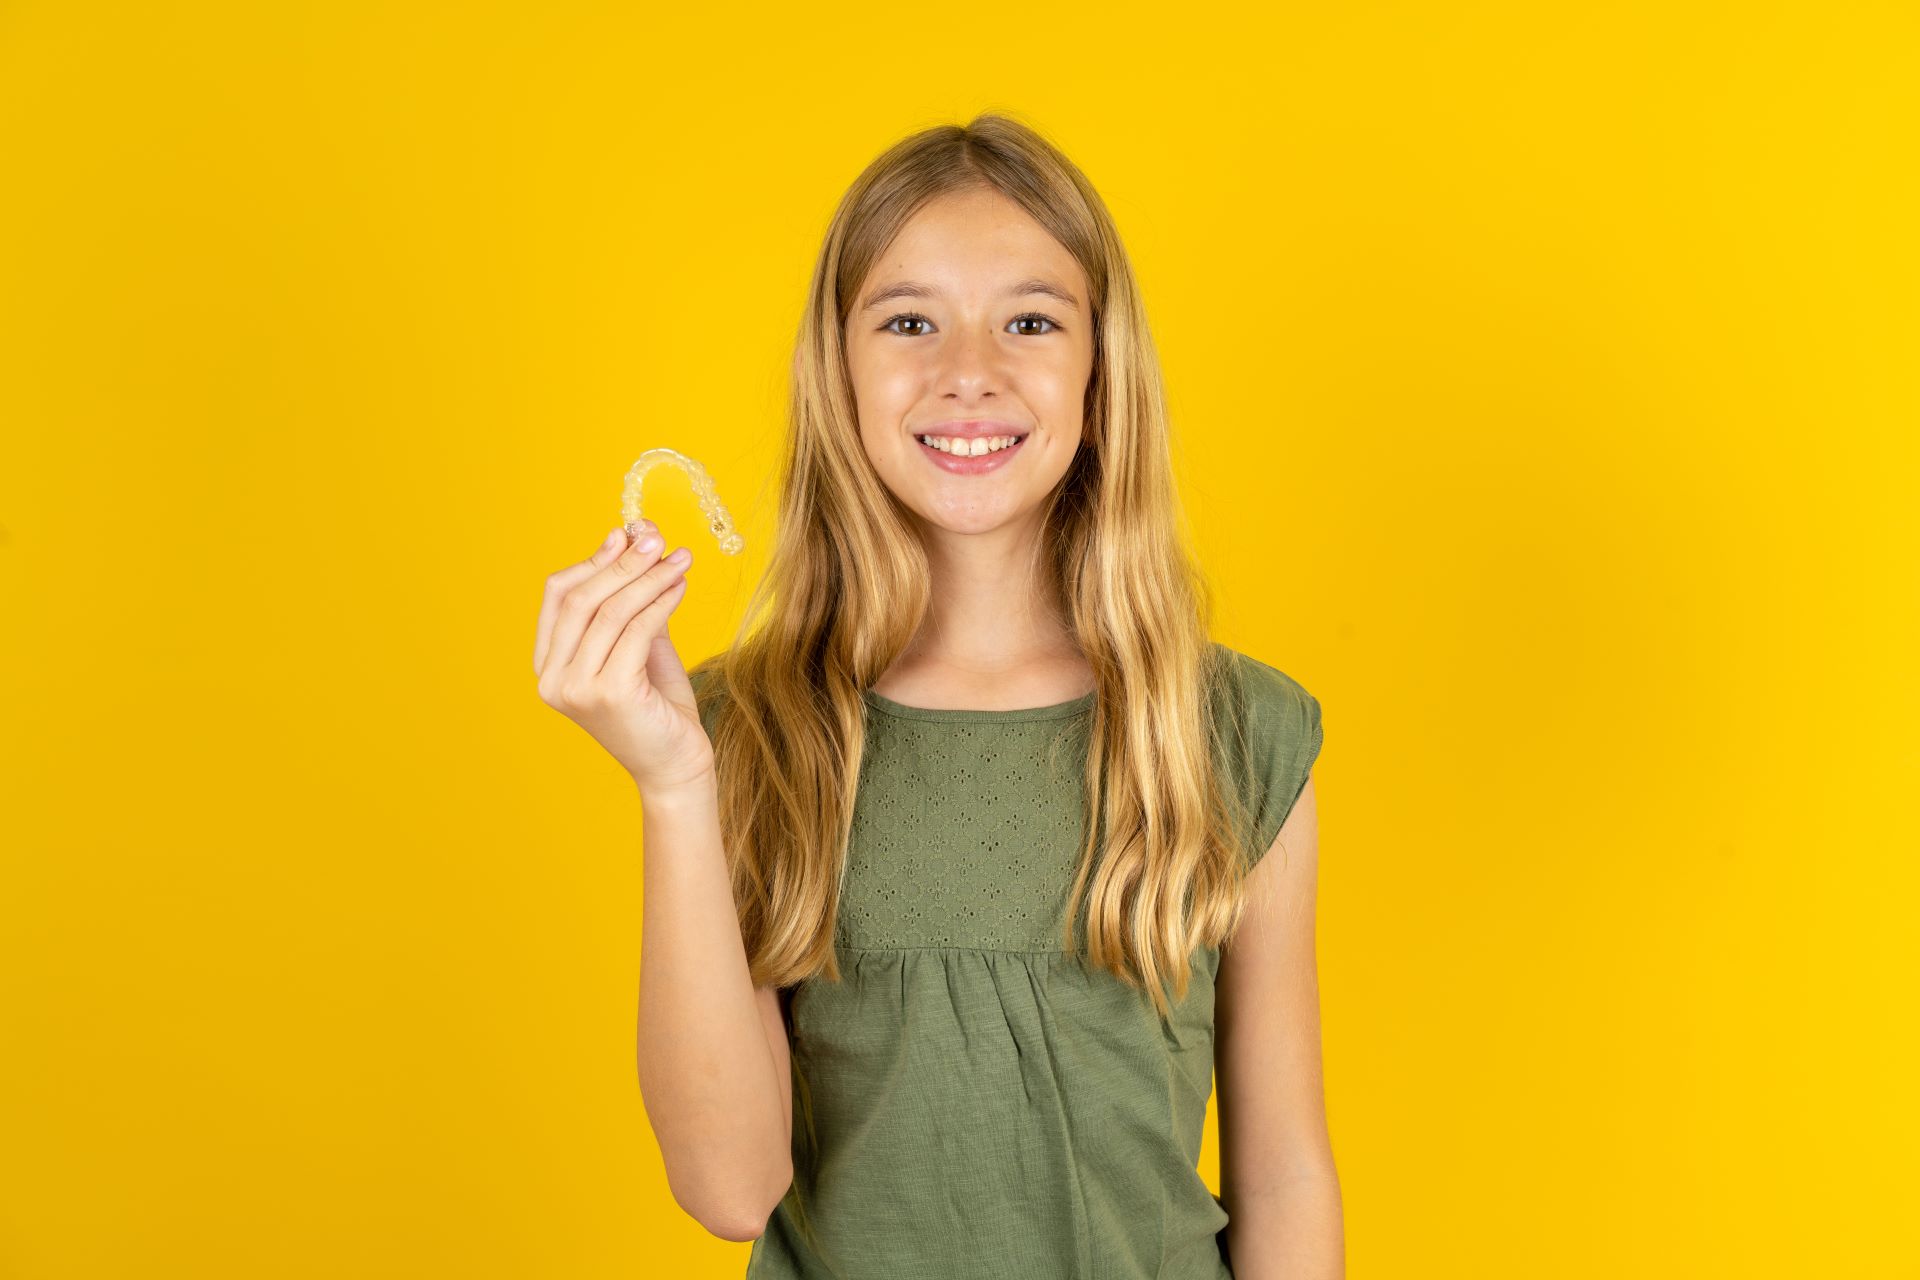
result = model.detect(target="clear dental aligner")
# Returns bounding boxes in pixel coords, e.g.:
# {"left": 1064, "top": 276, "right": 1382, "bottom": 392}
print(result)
{"left": 621, "top": 447, "right": 745, "bottom": 555}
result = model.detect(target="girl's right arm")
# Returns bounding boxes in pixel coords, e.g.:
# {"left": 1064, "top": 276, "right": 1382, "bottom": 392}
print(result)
{"left": 634, "top": 781, "right": 795, "bottom": 1242}
{"left": 534, "top": 525, "right": 793, "bottom": 1242}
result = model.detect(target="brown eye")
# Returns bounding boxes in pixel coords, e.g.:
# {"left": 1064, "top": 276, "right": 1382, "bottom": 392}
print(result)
{"left": 882, "top": 312, "right": 932, "bottom": 336}
{"left": 881, "top": 311, "right": 1062, "bottom": 337}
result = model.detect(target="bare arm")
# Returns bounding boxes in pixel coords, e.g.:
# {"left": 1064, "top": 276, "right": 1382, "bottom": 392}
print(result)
{"left": 1215, "top": 775, "right": 1344, "bottom": 1278}
{"left": 634, "top": 778, "right": 795, "bottom": 1242}
{"left": 532, "top": 528, "right": 795, "bottom": 1241}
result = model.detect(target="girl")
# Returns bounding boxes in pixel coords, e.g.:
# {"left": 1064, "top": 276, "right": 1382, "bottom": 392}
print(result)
{"left": 534, "top": 115, "right": 1338, "bottom": 1280}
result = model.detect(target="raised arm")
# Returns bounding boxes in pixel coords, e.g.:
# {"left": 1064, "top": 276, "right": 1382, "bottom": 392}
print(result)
{"left": 531, "top": 526, "right": 793, "bottom": 1241}
{"left": 635, "top": 780, "right": 795, "bottom": 1241}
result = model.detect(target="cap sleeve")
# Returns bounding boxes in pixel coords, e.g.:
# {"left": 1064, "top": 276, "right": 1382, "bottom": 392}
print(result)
{"left": 1220, "top": 648, "right": 1324, "bottom": 872}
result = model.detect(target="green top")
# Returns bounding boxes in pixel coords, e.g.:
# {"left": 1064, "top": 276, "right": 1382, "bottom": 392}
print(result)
{"left": 690, "top": 642, "right": 1324, "bottom": 1280}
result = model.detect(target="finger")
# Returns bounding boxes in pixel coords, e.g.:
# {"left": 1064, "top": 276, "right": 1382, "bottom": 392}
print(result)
{"left": 545, "top": 525, "right": 669, "bottom": 676}
{"left": 576, "top": 547, "right": 691, "bottom": 680}
{"left": 642, "top": 604, "right": 694, "bottom": 694}
{"left": 536, "top": 527, "right": 634, "bottom": 675}
{"left": 604, "top": 573, "right": 692, "bottom": 687}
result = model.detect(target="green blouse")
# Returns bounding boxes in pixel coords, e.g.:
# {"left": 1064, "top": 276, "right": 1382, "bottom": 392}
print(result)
{"left": 689, "top": 642, "right": 1324, "bottom": 1280}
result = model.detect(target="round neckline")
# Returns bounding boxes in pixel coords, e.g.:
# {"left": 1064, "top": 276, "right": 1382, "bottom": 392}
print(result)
{"left": 861, "top": 686, "right": 1096, "bottom": 723}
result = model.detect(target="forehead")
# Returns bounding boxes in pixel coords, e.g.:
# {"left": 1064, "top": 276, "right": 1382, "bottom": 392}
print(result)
{"left": 860, "top": 188, "right": 1085, "bottom": 303}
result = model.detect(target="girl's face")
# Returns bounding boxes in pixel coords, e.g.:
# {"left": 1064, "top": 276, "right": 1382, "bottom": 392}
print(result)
{"left": 844, "top": 186, "right": 1095, "bottom": 539}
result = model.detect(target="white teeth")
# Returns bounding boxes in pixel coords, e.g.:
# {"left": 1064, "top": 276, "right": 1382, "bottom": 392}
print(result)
{"left": 917, "top": 434, "right": 1024, "bottom": 455}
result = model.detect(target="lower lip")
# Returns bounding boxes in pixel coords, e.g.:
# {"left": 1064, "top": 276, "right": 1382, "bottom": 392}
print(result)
{"left": 915, "top": 434, "right": 1029, "bottom": 474}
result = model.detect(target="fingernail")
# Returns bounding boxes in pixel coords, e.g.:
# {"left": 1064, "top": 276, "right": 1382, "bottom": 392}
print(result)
{"left": 666, "top": 546, "right": 692, "bottom": 566}
{"left": 603, "top": 528, "right": 623, "bottom": 548}
{"left": 635, "top": 532, "right": 663, "bottom": 553}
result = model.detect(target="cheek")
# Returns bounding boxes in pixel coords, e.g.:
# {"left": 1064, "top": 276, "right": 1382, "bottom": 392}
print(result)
{"left": 847, "top": 367, "right": 913, "bottom": 467}
{"left": 847, "top": 343, "right": 915, "bottom": 409}
{"left": 1039, "top": 363, "right": 1090, "bottom": 427}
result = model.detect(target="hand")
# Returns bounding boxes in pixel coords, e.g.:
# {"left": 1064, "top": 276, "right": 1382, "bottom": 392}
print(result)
{"left": 534, "top": 524, "right": 712, "bottom": 794}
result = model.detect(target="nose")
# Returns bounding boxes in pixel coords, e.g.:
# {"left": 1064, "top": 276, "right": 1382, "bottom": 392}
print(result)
{"left": 933, "top": 319, "right": 1009, "bottom": 400}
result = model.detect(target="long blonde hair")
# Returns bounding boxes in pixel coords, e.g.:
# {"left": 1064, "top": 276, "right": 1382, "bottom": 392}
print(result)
{"left": 691, "top": 113, "right": 1265, "bottom": 1020}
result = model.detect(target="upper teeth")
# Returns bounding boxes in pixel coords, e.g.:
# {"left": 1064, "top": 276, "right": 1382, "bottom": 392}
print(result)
{"left": 918, "top": 434, "right": 1024, "bottom": 455}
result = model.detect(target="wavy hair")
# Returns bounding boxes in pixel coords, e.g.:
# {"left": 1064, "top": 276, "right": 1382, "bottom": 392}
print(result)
{"left": 690, "top": 112, "right": 1267, "bottom": 1022}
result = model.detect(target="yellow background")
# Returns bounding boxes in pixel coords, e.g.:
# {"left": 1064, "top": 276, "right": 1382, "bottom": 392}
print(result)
{"left": 3, "top": 3, "right": 1915, "bottom": 1276}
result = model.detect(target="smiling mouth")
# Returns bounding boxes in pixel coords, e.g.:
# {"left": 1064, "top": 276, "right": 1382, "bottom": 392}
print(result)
{"left": 913, "top": 432, "right": 1029, "bottom": 457}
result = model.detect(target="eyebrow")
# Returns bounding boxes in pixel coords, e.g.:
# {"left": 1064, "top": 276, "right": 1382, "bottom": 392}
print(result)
{"left": 859, "top": 277, "right": 1081, "bottom": 313}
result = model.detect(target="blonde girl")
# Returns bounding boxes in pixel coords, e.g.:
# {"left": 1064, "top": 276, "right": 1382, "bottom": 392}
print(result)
{"left": 534, "top": 114, "right": 1337, "bottom": 1279}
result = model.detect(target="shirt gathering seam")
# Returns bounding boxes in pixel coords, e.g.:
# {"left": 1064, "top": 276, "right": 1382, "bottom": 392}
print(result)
{"left": 832, "top": 942, "right": 1075, "bottom": 956}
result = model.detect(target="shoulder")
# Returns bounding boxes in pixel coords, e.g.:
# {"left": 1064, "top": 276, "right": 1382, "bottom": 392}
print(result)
{"left": 1207, "top": 642, "right": 1325, "bottom": 861}
{"left": 1208, "top": 641, "right": 1321, "bottom": 737}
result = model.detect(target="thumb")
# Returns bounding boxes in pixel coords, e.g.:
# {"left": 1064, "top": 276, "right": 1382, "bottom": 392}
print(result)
{"left": 647, "top": 621, "right": 694, "bottom": 698}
